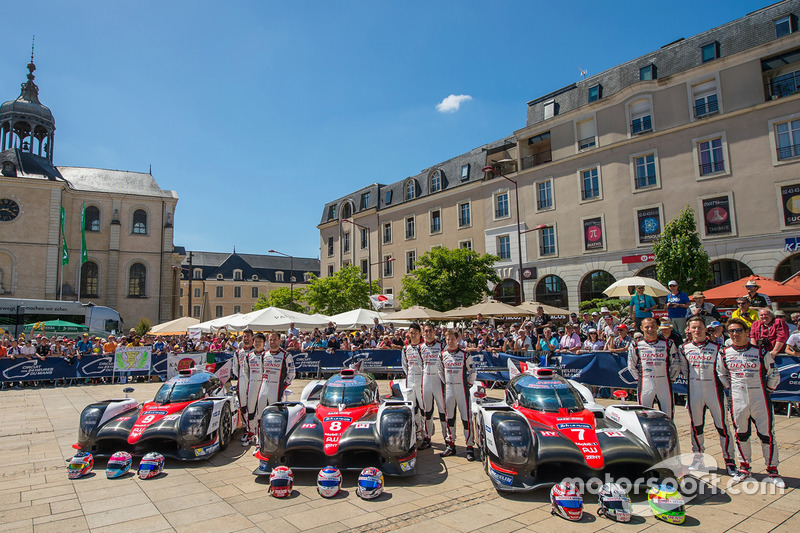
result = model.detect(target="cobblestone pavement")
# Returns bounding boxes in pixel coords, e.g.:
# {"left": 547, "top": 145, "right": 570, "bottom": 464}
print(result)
{"left": 1, "top": 379, "right": 799, "bottom": 532}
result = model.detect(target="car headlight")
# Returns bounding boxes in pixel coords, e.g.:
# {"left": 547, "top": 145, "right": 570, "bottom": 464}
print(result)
{"left": 260, "top": 412, "right": 287, "bottom": 454}
{"left": 381, "top": 410, "right": 412, "bottom": 454}
{"left": 180, "top": 404, "right": 211, "bottom": 443}
{"left": 494, "top": 419, "right": 531, "bottom": 465}
{"left": 79, "top": 406, "right": 105, "bottom": 441}
{"left": 638, "top": 412, "right": 678, "bottom": 459}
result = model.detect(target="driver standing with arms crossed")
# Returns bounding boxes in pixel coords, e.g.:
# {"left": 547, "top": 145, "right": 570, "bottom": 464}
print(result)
{"left": 628, "top": 317, "right": 680, "bottom": 418}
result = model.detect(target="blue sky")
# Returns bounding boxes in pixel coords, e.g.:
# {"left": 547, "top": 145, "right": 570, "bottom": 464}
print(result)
{"left": 1, "top": 0, "right": 770, "bottom": 258}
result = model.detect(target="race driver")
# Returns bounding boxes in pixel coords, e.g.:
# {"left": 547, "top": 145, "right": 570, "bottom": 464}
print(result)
{"left": 717, "top": 318, "right": 784, "bottom": 487}
{"left": 438, "top": 328, "right": 476, "bottom": 460}
{"left": 235, "top": 329, "right": 255, "bottom": 443}
{"left": 243, "top": 333, "right": 267, "bottom": 446}
{"left": 678, "top": 316, "right": 736, "bottom": 474}
{"left": 401, "top": 323, "right": 425, "bottom": 444}
{"left": 256, "top": 332, "right": 296, "bottom": 423}
{"left": 628, "top": 317, "right": 680, "bottom": 418}
{"left": 420, "top": 322, "right": 447, "bottom": 450}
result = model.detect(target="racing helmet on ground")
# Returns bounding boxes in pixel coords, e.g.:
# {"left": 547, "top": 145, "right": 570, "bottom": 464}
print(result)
{"left": 317, "top": 466, "right": 342, "bottom": 498}
{"left": 356, "top": 467, "right": 384, "bottom": 500}
{"left": 550, "top": 481, "right": 583, "bottom": 521}
{"left": 106, "top": 451, "right": 133, "bottom": 479}
{"left": 648, "top": 483, "right": 686, "bottom": 524}
{"left": 597, "top": 482, "right": 631, "bottom": 522}
{"left": 138, "top": 452, "right": 165, "bottom": 480}
{"left": 67, "top": 451, "right": 94, "bottom": 479}
{"left": 269, "top": 466, "right": 294, "bottom": 498}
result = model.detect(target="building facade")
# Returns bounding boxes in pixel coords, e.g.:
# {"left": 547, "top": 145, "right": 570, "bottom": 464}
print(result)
{"left": 0, "top": 57, "right": 181, "bottom": 327}
{"left": 177, "top": 251, "right": 320, "bottom": 319}
{"left": 320, "top": 0, "right": 800, "bottom": 311}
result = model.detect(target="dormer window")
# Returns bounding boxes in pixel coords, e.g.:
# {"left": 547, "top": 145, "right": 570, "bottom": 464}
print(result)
{"left": 430, "top": 170, "right": 442, "bottom": 193}
{"left": 251, "top": 274, "right": 259, "bottom": 281}
{"left": 233, "top": 269, "right": 242, "bottom": 281}
{"left": 276, "top": 271, "right": 285, "bottom": 282}
{"left": 405, "top": 180, "right": 417, "bottom": 200}
{"left": 193, "top": 268, "right": 202, "bottom": 279}
{"left": 216, "top": 273, "right": 224, "bottom": 280}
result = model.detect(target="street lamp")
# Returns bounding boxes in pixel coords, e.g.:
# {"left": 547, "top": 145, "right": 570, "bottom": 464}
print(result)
{"left": 268, "top": 249, "right": 295, "bottom": 310}
{"left": 483, "top": 166, "right": 550, "bottom": 304}
{"left": 342, "top": 218, "right": 373, "bottom": 293}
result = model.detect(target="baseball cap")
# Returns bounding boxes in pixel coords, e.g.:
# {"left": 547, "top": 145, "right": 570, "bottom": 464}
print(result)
{"left": 709, "top": 321, "right": 722, "bottom": 328}
{"left": 618, "top": 324, "right": 628, "bottom": 331}
{"left": 668, "top": 280, "right": 678, "bottom": 286}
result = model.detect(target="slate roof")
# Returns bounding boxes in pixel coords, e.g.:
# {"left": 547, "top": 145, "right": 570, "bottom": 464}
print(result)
{"left": 58, "top": 167, "right": 177, "bottom": 198}
{"left": 181, "top": 251, "right": 320, "bottom": 283}
{"left": 0, "top": 148, "right": 63, "bottom": 180}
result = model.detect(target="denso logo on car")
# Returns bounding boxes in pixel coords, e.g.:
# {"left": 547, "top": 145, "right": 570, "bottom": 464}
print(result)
{"left": 489, "top": 467, "right": 513, "bottom": 485}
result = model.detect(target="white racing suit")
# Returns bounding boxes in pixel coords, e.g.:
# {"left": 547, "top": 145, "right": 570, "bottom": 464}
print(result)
{"left": 628, "top": 338, "right": 680, "bottom": 418}
{"left": 401, "top": 342, "right": 425, "bottom": 442}
{"left": 678, "top": 340, "right": 734, "bottom": 463}
{"left": 421, "top": 341, "right": 447, "bottom": 440}
{"left": 245, "top": 350, "right": 265, "bottom": 433}
{"left": 717, "top": 344, "right": 780, "bottom": 470}
{"left": 439, "top": 348, "right": 476, "bottom": 447}
{"left": 235, "top": 347, "right": 253, "bottom": 433}
{"left": 256, "top": 348, "right": 296, "bottom": 418}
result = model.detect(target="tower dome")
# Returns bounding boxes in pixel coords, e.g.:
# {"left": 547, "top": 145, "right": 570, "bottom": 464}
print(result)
{"left": 0, "top": 51, "right": 56, "bottom": 162}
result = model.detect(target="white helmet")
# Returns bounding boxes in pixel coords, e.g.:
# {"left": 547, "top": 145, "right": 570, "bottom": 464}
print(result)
{"left": 597, "top": 483, "right": 631, "bottom": 522}
{"left": 317, "top": 466, "right": 342, "bottom": 498}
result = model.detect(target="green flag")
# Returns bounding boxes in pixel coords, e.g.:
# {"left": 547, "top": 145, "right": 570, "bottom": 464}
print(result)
{"left": 80, "top": 202, "right": 88, "bottom": 264}
{"left": 60, "top": 206, "right": 69, "bottom": 265}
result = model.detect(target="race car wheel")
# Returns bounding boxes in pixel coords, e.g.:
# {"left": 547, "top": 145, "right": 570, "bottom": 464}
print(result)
{"left": 219, "top": 405, "right": 232, "bottom": 450}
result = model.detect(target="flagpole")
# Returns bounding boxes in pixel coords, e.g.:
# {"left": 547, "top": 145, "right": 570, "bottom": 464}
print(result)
{"left": 58, "top": 204, "right": 63, "bottom": 301}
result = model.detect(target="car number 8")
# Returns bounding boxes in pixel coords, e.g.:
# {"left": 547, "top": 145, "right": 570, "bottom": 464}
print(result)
{"left": 330, "top": 421, "right": 341, "bottom": 431}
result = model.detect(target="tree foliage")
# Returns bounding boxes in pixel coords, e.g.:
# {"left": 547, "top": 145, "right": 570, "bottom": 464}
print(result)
{"left": 652, "top": 205, "right": 712, "bottom": 295}
{"left": 252, "top": 286, "right": 307, "bottom": 312}
{"left": 399, "top": 247, "right": 501, "bottom": 311}
{"left": 134, "top": 318, "right": 152, "bottom": 337}
{"left": 304, "top": 265, "right": 380, "bottom": 315}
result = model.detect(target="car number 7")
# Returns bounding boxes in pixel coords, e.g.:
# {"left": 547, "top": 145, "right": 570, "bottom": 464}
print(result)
{"left": 569, "top": 428, "right": 585, "bottom": 440}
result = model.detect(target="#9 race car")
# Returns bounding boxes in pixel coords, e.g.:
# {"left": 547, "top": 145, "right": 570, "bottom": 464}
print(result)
{"left": 253, "top": 369, "right": 417, "bottom": 476}
{"left": 74, "top": 369, "right": 241, "bottom": 460}
{"left": 473, "top": 365, "right": 680, "bottom": 492}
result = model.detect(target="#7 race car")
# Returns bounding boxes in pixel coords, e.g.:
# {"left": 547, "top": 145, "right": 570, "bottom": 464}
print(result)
{"left": 473, "top": 365, "right": 680, "bottom": 492}
{"left": 253, "top": 369, "right": 417, "bottom": 476}
{"left": 74, "top": 369, "right": 242, "bottom": 460}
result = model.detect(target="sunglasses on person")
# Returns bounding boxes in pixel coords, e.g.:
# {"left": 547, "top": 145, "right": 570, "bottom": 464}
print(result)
{"left": 727, "top": 328, "right": 745, "bottom": 334}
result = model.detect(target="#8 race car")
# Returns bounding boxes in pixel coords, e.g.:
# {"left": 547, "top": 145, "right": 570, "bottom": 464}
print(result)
{"left": 253, "top": 369, "right": 417, "bottom": 476}
{"left": 473, "top": 365, "right": 680, "bottom": 492}
{"left": 74, "top": 369, "right": 241, "bottom": 460}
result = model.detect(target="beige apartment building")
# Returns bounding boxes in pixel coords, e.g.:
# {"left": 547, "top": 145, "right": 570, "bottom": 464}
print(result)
{"left": 0, "top": 57, "right": 181, "bottom": 327}
{"left": 177, "top": 251, "right": 320, "bottom": 319}
{"left": 320, "top": 1, "right": 800, "bottom": 312}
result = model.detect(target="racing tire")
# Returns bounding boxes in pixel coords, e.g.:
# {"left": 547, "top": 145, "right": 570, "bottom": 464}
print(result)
{"left": 219, "top": 405, "right": 232, "bottom": 451}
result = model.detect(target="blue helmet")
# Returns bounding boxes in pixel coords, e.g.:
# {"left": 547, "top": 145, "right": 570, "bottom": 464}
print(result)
{"left": 138, "top": 452, "right": 165, "bottom": 480}
{"left": 106, "top": 451, "right": 133, "bottom": 479}
{"left": 356, "top": 467, "right": 384, "bottom": 500}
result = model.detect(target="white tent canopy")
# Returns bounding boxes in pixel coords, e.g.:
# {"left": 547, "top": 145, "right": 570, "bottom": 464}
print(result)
{"left": 226, "top": 307, "right": 330, "bottom": 331}
{"left": 328, "top": 308, "right": 384, "bottom": 330}
{"left": 148, "top": 316, "right": 199, "bottom": 335}
{"left": 188, "top": 313, "right": 244, "bottom": 334}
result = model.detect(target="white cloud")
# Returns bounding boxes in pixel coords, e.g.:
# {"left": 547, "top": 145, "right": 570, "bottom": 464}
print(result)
{"left": 435, "top": 94, "right": 473, "bottom": 113}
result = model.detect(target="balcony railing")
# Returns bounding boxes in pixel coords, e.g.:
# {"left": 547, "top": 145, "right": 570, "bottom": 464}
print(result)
{"left": 495, "top": 209, "right": 509, "bottom": 218}
{"left": 694, "top": 99, "right": 719, "bottom": 118}
{"left": 458, "top": 217, "right": 470, "bottom": 227}
{"left": 699, "top": 160, "right": 725, "bottom": 175}
{"left": 635, "top": 175, "right": 657, "bottom": 189}
{"left": 578, "top": 136, "right": 596, "bottom": 150}
{"left": 778, "top": 143, "right": 800, "bottom": 160}
{"left": 537, "top": 199, "right": 553, "bottom": 210}
{"left": 522, "top": 149, "right": 553, "bottom": 170}
{"left": 767, "top": 75, "right": 800, "bottom": 100}
{"left": 430, "top": 222, "right": 441, "bottom": 233}
{"left": 631, "top": 116, "right": 653, "bottom": 134}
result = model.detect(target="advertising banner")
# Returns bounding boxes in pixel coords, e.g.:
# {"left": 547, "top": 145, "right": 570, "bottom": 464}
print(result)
{"left": 780, "top": 185, "right": 800, "bottom": 227}
{"left": 583, "top": 217, "right": 604, "bottom": 251}
{"left": 114, "top": 347, "right": 151, "bottom": 373}
{"left": 636, "top": 207, "right": 661, "bottom": 244}
{"left": 166, "top": 353, "right": 206, "bottom": 380}
{"left": 702, "top": 196, "right": 732, "bottom": 235}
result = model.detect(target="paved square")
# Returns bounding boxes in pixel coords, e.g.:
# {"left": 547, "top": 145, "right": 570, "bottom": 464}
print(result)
{"left": 1, "top": 380, "right": 799, "bottom": 532}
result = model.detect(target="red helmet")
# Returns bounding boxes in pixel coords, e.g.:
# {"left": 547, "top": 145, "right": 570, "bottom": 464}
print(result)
{"left": 550, "top": 482, "right": 583, "bottom": 521}
{"left": 269, "top": 466, "right": 294, "bottom": 498}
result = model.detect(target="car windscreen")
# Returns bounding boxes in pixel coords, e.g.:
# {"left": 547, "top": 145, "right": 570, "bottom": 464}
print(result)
{"left": 319, "top": 381, "right": 374, "bottom": 408}
{"left": 154, "top": 382, "right": 205, "bottom": 404}
{"left": 514, "top": 377, "right": 584, "bottom": 412}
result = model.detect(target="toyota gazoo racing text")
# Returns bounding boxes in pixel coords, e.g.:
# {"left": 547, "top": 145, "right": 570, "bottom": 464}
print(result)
{"left": 472, "top": 363, "right": 680, "bottom": 492}
{"left": 253, "top": 369, "right": 417, "bottom": 477}
{"left": 74, "top": 369, "right": 242, "bottom": 460}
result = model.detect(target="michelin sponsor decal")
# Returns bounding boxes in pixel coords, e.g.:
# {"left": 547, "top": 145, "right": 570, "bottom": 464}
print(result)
{"left": 488, "top": 466, "right": 513, "bottom": 485}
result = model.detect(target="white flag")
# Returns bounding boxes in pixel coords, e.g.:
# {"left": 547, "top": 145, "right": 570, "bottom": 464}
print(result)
{"left": 369, "top": 293, "right": 394, "bottom": 310}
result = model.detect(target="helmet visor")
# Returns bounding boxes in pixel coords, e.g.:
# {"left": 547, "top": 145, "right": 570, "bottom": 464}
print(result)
{"left": 68, "top": 462, "right": 87, "bottom": 471}
{"left": 556, "top": 499, "right": 583, "bottom": 509}
{"left": 359, "top": 479, "right": 382, "bottom": 490}
{"left": 271, "top": 479, "right": 292, "bottom": 488}
{"left": 318, "top": 479, "right": 340, "bottom": 487}
{"left": 604, "top": 500, "right": 625, "bottom": 510}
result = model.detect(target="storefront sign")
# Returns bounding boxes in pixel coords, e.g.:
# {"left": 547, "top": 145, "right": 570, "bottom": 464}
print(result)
{"left": 583, "top": 217, "right": 603, "bottom": 251}
{"left": 621, "top": 254, "right": 655, "bottom": 264}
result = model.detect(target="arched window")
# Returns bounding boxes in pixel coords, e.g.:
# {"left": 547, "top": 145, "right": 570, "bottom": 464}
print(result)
{"left": 341, "top": 202, "right": 352, "bottom": 220}
{"left": 493, "top": 279, "right": 520, "bottom": 305}
{"left": 405, "top": 180, "right": 417, "bottom": 200}
{"left": 708, "top": 259, "right": 753, "bottom": 288}
{"left": 775, "top": 253, "right": 800, "bottom": 281}
{"left": 80, "top": 262, "right": 99, "bottom": 298}
{"left": 536, "top": 275, "right": 568, "bottom": 309}
{"left": 132, "top": 209, "right": 147, "bottom": 234}
{"left": 84, "top": 206, "right": 100, "bottom": 232}
{"left": 128, "top": 263, "right": 146, "bottom": 297}
{"left": 580, "top": 270, "right": 616, "bottom": 303}
{"left": 637, "top": 265, "right": 658, "bottom": 279}
{"left": 430, "top": 170, "right": 442, "bottom": 193}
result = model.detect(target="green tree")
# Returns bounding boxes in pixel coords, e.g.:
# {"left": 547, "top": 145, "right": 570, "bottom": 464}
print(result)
{"left": 134, "top": 318, "right": 152, "bottom": 337}
{"left": 252, "top": 286, "right": 307, "bottom": 312}
{"left": 652, "top": 205, "right": 712, "bottom": 295}
{"left": 399, "top": 247, "right": 501, "bottom": 311}
{"left": 304, "top": 265, "right": 380, "bottom": 315}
